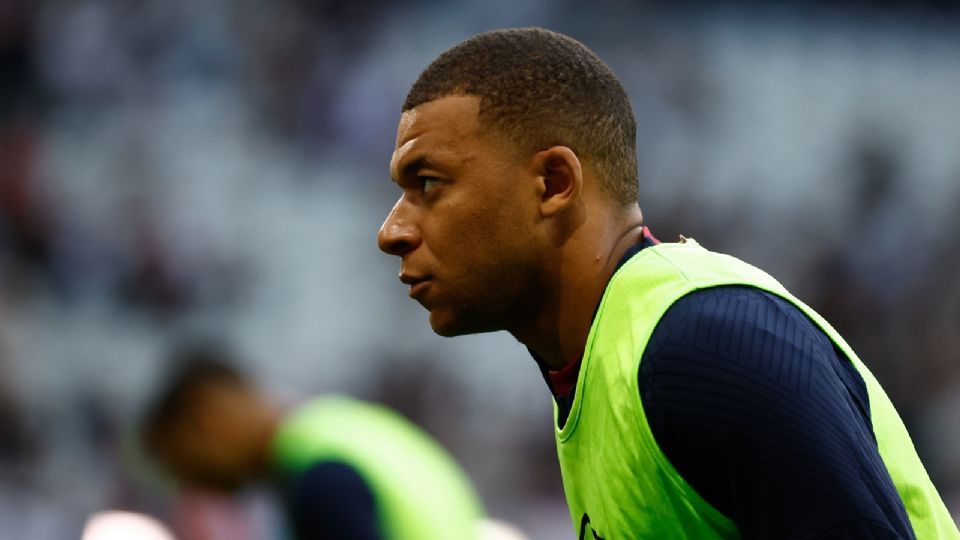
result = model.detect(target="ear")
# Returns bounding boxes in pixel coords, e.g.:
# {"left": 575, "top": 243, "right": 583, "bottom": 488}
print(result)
{"left": 533, "top": 146, "right": 583, "bottom": 218}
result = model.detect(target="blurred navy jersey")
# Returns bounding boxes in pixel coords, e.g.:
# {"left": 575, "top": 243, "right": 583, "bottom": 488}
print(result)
{"left": 539, "top": 230, "right": 915, "bottom": 538}
{"left": 283, "top": 461, "right": 384, "bottom": 540}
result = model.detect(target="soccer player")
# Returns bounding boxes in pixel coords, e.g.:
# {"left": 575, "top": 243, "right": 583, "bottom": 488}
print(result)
{"left": 141, "top": 343, "right": 484, "bottom": 540}
{"left": 376, "top": 28, "right": 959, "bottom": 538}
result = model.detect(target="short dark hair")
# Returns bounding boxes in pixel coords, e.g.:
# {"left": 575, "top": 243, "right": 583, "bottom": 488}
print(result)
{"left": 404, "top": 27, "right": 639, "bottom": 205}
{"left": 140, "top": 342, "right": 247, "bottom": 453}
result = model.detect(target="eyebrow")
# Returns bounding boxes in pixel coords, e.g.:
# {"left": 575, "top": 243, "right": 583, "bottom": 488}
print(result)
{"left": 393, "top": 155, "right": 440, "bottom": 183}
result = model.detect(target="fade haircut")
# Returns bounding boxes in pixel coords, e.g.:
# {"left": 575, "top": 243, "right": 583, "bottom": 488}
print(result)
{"left": 404, "top": 27, "right": 639, "bottom": 206}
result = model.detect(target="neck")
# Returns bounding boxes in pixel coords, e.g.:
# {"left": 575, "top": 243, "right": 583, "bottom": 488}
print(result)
{"left": 252, "top": 404, "right": 285, "bottom": 479}
{"left": 512, "top": 206, "right": 644, "bottom": 370}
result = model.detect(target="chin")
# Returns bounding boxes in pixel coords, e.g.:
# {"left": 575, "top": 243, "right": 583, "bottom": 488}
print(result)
{"left": 429, "top": 309, "right": 501, "bottom": 337}
{"left": 429, "top": 314, "right": 467, "bottom": 337}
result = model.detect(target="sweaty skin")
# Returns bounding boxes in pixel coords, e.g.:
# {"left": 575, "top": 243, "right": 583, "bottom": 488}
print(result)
{"left": 378, "top": 95, "right": 644, "bottom": 370}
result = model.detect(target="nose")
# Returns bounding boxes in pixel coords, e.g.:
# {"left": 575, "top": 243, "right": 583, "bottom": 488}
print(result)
{"left": 377, "top": 198, "right": 420, "bottom": 257}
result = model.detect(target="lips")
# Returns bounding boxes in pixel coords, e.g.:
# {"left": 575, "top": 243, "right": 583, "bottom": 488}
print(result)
{"left": 399, "top": 272, "right": 431, "bottom": 300}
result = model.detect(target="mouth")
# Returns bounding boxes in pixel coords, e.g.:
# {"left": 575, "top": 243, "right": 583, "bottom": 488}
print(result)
{"left": 408, "top": 280, "right": 430, "bottom": 299}
{"left": 399, "top": 273, "right": 431, "bottom": 300}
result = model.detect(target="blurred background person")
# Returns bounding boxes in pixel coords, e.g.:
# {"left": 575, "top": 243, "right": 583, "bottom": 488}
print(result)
{"left": 140, "top": 342, "right": 486, "bottom": 540}
{"left": 0, "top": 0, "right": 957, "bottom": 537}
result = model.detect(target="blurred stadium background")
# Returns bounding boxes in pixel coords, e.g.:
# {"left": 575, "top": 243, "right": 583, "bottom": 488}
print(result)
{"left": 1, "top": 0, "right": 958, "bottom": 538}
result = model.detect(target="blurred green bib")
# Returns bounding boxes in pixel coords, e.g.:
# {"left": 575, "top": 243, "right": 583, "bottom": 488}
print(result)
{"left": 556, "top": 239, "right": 958, "bottom": 539}
{"left": 271, "top": 396, "right": 483, "bottom": 540}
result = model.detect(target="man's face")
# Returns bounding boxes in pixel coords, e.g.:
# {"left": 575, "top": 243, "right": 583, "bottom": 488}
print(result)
{"left": 152, "top": 385, "right": 261, "bottom": 492}
{"left": 378, "top": 95, "right": 545, "bottom": 336}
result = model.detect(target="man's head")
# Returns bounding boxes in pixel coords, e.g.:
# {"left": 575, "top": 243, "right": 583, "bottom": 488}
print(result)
{"left": 378, "top": 28, "right": 640, "bottom": 338}
{"left": 404, "top": 27, "right": 638, "bottom": 205}
{"left": 141, "top": 344, "right": 279, "bottom": 492}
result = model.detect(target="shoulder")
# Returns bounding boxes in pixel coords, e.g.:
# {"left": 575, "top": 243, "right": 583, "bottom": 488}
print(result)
{"left": 644, "top": 285, "right": 836, "bottom": 391}
{"left": 286, "top": 461, "right": 384, "bottom": 540}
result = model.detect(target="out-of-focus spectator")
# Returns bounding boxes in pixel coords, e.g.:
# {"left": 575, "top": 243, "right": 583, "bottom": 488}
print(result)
{"left": 0, "top": 332, "right": 36, "bottom": 482}
{"left": 0, "top": 1, "right": 57, "bottom": 293}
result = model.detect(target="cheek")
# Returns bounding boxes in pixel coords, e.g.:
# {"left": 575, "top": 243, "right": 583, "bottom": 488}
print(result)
{"left": 439, "top": 207, "right": 513, "bottom": 268}
{"left": 426, "top": 175, "right": 539, "bottom": 273}
{"left": 424, "top": 201, "right": 478, "bottom": 257}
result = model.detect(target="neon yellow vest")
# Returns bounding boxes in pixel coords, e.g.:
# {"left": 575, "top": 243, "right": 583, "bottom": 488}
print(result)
{"left": 270, "top": 396, "right": 483, "bottom": 540}
{"left": 556, "top": 239, "right": 959, "bottom": 539}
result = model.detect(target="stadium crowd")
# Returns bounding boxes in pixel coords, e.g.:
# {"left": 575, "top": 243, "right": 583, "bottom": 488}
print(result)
{"left": 1, "top": 0, "right": 958, "bottom": 537}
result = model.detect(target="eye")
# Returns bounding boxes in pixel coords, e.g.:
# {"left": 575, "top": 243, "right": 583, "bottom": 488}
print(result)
{"left": 419, "top": 176, "right": 441, "bottom": 194}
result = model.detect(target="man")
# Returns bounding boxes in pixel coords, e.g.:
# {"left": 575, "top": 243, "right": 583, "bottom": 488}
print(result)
{"left": 377, "top": 28, "right": 959, "bottom": 538}
{"left": 141, "top": 344, "right": 484, "bottom": 540}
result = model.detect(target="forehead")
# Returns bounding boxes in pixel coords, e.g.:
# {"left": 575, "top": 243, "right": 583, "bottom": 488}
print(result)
{"left": 391, "top": 95, "right": 488, "bottom": 176}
